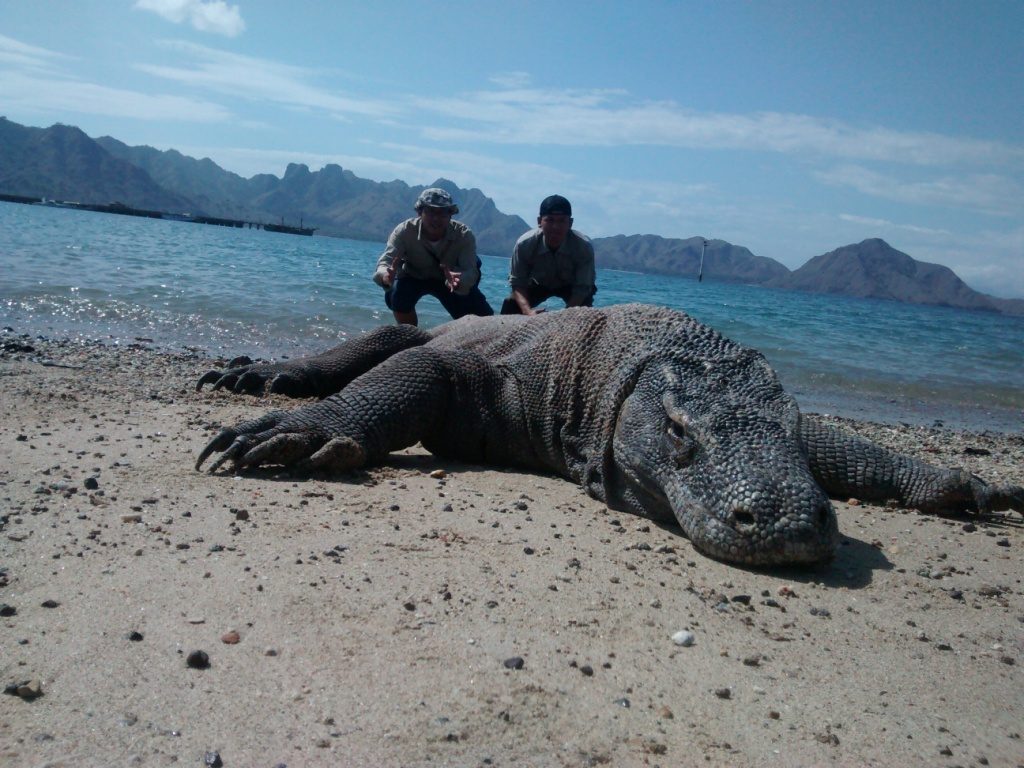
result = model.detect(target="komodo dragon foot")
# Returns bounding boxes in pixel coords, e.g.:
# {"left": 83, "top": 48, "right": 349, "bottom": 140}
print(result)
{"left": 195, "top": 406, "right": 366, "bottom": 474}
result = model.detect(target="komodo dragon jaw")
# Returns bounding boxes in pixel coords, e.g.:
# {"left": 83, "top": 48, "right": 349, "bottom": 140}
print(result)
{"left": 610, "top": 364, "right": 839, "bottom": 565}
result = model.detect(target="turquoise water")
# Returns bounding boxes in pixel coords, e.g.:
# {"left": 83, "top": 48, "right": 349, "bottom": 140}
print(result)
{"left": 2, "top": 201, "right": 1022, "bottom": 431}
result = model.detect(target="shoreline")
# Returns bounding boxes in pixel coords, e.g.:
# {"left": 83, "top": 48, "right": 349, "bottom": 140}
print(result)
{"left": 1, "top": 334, "right": 1022, "bottom": 766}
{"left": 4, "top": 324, "right": 1022, "bottom": 435}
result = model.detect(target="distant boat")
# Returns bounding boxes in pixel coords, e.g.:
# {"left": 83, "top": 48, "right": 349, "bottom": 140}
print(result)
{"left": 34, "top": 198, "right": 79, "bottom": 208}
{"left": 264, "top": 217, "right": 316, "bottom": 236}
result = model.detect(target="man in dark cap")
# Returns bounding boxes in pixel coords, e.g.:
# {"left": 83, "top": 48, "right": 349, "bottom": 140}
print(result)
{"left": 373, "top": 187, "right": 494, "bottom": 326}
{"left": 501, "top": 194, "right": 596, "bottom": 315}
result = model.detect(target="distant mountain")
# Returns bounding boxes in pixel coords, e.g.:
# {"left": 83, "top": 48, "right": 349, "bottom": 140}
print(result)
{"left": 2, "top": 117, "right": 1021, "bottom": 314}
{"left": 94, "top": 135, "right": 257, "bottom": 219}
{"left": 96, "top": 135, "right": 529, "bottom": 255}
{"left": 768, "top": 239, "right": 1024, "bottom": 316}
{"left": 0, "top": 118, "right": 194, "bottom": 212}
{"left": 593, "top": 234, "right": 790, "bottom": 284}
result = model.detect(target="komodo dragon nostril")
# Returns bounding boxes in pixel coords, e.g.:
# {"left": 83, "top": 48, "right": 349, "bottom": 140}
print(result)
{"left": 731, "top": 509, "right": 756, "bottom": 528}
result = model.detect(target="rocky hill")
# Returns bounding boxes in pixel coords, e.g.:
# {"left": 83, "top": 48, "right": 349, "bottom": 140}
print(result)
{"left": 95, "top": 135, "right": 529, "bottom": 255}
{"left": 594, "top": 234, "right": 790, "bottom": 283}
{"left": 0, "top": 118, "right": 193, "bottom": 212}
{"left": 769, "top": 239, "right": 1024, "bottom": 315}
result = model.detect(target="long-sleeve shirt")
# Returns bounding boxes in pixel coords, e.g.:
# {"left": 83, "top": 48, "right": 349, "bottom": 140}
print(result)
{"left": 508, "top": 228, "right": 596, "bottom": 304}
{"left": 373, "top": 218, "right": 479, "bottom": 295}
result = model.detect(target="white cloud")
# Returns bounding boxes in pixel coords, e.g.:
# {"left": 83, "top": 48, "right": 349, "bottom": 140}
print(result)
{"left": 135, "top": 0, "right": 245, "bottom": 37}
{"left": 817, "top": 165, "right": 1023, "bottom": 217}
{"left": 0, "top": 33, "right": 73, "bottom": 72}
{"left": 415, "top": 86, "right": 1024, "bottom": 169}
{"left": 837, "top": 214, "right": 952, "bottom": 238}
{"left": 0, "top": 71, "right": 232, "bottom": 123}
{"left": 135, "top": 40, "right": 400, "bottom": 120}
{"left": 489, "top": 71, "right": 533, "bottom": 89}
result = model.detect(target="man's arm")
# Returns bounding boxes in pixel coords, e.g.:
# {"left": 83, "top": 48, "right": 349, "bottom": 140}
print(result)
{"left": 567, "top": 235, "right": 596, "bottom": 306}
{"left": 511, "top": 287, "right": 536, "bottom": 314}
{"left": 449, "top": 229, "right": 479, "bottom": 295}
{"left": 508, "top": 235, "right": 538, "bottom": 314}
{"left": 374, "top": 226, "right": 405, "bottom": 288}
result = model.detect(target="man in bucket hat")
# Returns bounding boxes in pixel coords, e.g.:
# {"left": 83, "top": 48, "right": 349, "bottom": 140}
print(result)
{"left": 373, "top": 187, "right": 493, "bottom": 325}
{"left": 501, "top": 194, "right": 596, "bottom": 315}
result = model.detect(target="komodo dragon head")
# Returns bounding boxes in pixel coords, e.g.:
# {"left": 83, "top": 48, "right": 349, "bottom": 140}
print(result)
{"left": 610, "top": 352, "right": 839, "bottom": 565}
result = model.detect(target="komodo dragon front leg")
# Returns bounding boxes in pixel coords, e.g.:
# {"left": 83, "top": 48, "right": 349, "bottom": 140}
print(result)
{"left": 196, "top": 324, "right": 432, "bottom": 398}
{"left": 196, "top": 346, "right": 529, "bottom": 474}
{"left": 800, "top": 417, "right": 1023, "bottom": 515}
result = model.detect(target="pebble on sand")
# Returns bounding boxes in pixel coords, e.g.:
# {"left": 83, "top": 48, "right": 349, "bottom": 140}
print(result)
{"left": 671, "top": 630, "right": 695, "bottom": 647}
{"left": 186, "top": 650, "right": 211, "bottom": 669}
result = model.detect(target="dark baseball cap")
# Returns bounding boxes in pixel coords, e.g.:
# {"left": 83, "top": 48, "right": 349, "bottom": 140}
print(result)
{"left": 539, "top": 195, "right": 572, "bottom": 217}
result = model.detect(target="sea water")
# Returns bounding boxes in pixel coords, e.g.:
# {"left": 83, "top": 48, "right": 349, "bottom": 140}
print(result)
{"left": 2, "top": 201, "right": 1022, "bottom": 431}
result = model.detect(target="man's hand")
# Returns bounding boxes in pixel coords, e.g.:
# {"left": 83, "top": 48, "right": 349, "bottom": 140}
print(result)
{"left": 442, "top": 265, "right": 462, "bottom": 292}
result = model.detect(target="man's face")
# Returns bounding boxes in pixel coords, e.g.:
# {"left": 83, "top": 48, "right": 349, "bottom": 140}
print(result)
{"left": 419, "top": 206, "right": 452, "bottom": 239}
{"left": 539, "top": 214, "right": 572, "bottom": 250}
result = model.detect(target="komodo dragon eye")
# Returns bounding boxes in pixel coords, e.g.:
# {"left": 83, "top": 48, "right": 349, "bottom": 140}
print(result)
{"left": 665, "top": 415, "right": 698, "bottom": 466}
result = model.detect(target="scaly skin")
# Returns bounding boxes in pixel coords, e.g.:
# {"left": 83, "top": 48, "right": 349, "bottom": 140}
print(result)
{"left": 195, "top": 305, "right": 1022, "bottom": 566}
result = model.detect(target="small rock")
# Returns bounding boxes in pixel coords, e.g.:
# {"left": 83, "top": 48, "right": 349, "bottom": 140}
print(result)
{"left": 40, "top": 599, "right": 60, "bottom": 609}
{"left": 186, "top": 650, "right": 211, "bottom": 669}
{"left": 671, "top": 630, "right": 695, "bottom": 647}
{"left": 121, "top": 514, "right": 142, "bottom": 524}
{"left": 503, "top": 656, "right": 525, "bottom": 670}
{"left": 84, "top": 477, "right": 99, "bottom": 490}
{"left": 0, "top": 604, "right": 16, "bottom": 617}
{"left": 742, "top": 653, "right": 762, "bottom": 667}
{"left": 221, "top": 630, "right": 240, "bottom": 645}
{"left": 847, "top": 498, "right": 860, "bottom": 506}
{"left": 429, "top": 469, "right": 447, "bottom": 479}
{"left": 203, "top": 752, "right": 224, "bottom": 767}
{"left": 658, "top": 705, "right": 674, "bottom": 719}
{"left": 579, "top": 664, "right": 594, "bottom": 677}
{"left": 127, "top": 631, "right": 144, "bottom": 642}
{"left": 714, "top": 687, "right": 731, "bottom": 699}
{"left": 15, "top": 680, "right": 43, "bottom": 701}
{"left": 613, "top": 697, "right": 630, "bottom": 708}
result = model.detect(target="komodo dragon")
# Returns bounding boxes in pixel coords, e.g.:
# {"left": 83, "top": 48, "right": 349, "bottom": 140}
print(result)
{"left": 195, "top": 304, "right": 1022, "bottom": 566}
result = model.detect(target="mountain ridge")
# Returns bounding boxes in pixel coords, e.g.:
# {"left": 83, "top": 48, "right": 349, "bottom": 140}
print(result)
{"left": 2, "top": 117, "right": 1021, "bottom": 316}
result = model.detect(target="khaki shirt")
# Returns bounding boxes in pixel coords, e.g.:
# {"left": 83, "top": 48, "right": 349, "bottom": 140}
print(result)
{"left": 373, "top": 218, "right": 479, "bottom": 296}
{"left": 508, "top": 229, "right": 596, "bottom": 303}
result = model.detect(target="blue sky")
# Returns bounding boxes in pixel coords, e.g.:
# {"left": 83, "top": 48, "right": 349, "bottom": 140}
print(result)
{"left": 2, "top": 0, "right": 1022, "bottom": 297}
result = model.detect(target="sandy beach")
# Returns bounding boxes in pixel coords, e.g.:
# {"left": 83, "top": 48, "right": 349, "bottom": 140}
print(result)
{"left": 1, "top": 333, "right": 1022, "bottom": 768}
